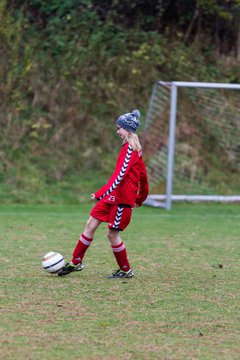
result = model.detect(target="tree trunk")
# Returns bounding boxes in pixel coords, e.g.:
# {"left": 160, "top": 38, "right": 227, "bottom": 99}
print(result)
{"left": 184, "top": 5, "right": 199, "bottom": 44}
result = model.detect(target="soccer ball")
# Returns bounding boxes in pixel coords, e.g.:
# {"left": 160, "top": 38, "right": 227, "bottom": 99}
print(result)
{"left": 42, "top": 251, "right": 65, "bottom": 274}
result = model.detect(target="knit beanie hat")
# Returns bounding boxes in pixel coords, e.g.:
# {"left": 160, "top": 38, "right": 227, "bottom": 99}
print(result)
{"left": 115, "top": 109, "right": 141, "bottom": 133}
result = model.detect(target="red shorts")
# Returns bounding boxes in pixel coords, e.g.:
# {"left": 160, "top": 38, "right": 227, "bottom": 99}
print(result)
{"left": 90, "top": 199, "right": 133, "bottom": 231}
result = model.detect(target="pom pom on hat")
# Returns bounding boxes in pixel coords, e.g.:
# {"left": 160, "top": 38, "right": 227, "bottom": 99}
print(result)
{"left": 116, "top": 109, "right": 141, "bottom": 133}
{"left": 132, "top": 109, "right": 140, "bottom": 118}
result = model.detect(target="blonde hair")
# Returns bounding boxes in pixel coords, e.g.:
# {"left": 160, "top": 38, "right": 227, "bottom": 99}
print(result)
{"left": 123, "top": 132, "right": 142, "bottom": 151}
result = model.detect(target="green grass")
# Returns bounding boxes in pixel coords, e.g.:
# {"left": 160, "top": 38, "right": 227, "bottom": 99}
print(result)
{"left": 0, "top": 203, "right": 239, "bottom": 360}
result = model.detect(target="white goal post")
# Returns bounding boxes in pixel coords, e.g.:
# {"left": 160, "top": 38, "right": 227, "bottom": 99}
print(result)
{"left": 142, "top": 81, "right": 240, "bottom": 210}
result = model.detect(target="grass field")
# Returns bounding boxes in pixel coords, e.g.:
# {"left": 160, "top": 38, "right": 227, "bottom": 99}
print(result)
{"left": 0, "top": 203, "right": 239, "bottom": 360}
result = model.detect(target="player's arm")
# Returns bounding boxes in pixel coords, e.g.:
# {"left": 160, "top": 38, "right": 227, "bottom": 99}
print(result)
{"left": 135, "top": 159, "right": 149, "bottom": 207}
{"left": 94, "top": 144, "right": 136, "bottom": 200}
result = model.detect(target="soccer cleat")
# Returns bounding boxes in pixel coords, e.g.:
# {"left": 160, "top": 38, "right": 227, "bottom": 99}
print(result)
{"left": 57, "top": 262, "right": 84, "bottom": 276}
{"left": 107, "top": 268, "right": 134, "bottom": 279}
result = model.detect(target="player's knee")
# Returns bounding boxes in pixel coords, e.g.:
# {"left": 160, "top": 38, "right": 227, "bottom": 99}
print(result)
{"left": 107, "top": 230, "right": 112, "bottom": 241}
{"left": 107, "top": 229, "right": 120, "bottom": 245}
{"left": 85, "top": 217, "right": 96, "bottom": 235}
{"left": 107, "top": 230, "right": 115, "bottom": 242}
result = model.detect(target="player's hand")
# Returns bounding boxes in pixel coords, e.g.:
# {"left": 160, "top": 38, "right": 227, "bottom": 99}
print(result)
{"left": 134, "top": 203, "right": 140, "bottom": 208}
{"left": 91, "top": 194, "right": 96, "bottom": 200}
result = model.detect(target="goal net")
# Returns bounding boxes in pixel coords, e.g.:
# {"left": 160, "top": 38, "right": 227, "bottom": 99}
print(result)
{"left": 142, "top": 81, "right": 240, "bottom": 209}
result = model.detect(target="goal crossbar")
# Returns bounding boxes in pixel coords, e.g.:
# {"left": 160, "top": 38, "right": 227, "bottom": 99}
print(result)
{"left": 162, "top": 81, "right": 240, "bottom": 90}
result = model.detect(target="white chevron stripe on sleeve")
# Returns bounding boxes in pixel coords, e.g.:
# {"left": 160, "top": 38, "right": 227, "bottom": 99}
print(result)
{"left": 99, "top": 145, "right": 133, "bottom": 199}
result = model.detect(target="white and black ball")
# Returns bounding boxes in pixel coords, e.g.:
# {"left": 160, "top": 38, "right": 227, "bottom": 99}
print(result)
{"left": 42, "top": 251, "right": 65, "bottom": 274}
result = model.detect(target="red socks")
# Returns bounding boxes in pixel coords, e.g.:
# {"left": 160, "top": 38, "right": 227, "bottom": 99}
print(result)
{"left": 72, "top": 234, "right": 93, "bottom": 265}
{"left": 111, "top": 242, "right": 130, "bottom": 272}
{"left": 72, "top": 235, "right": 130, "bottom": 272}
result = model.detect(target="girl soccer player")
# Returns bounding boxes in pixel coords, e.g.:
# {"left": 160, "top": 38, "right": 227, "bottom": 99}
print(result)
{"left": 58, "top": 109, "right": 149, "bottom": 278}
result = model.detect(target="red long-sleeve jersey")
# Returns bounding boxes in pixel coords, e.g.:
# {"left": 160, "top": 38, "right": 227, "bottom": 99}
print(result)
{"left": 94, "top": 142, "right": 149, "bottom": 207}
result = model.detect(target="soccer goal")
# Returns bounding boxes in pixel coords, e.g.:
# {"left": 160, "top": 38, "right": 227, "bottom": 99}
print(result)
{"left": 142, "top": 81, "right": 240, "bottom": 209}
